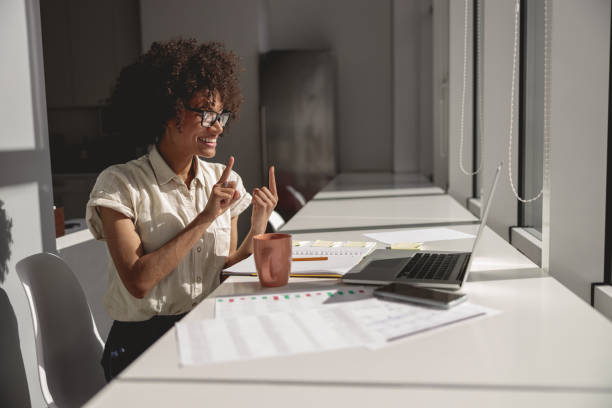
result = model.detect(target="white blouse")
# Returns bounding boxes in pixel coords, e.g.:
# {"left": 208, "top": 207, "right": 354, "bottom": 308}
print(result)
{"left": 86, "top": 145, "right": 251, "bottom": 321}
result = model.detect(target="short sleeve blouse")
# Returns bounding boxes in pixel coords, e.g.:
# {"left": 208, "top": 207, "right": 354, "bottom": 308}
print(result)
{"left": 86, "top": 146, "right": 251, "bottom": 321}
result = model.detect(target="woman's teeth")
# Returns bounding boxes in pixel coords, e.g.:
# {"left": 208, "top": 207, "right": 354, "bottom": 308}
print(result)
{"left": 198, "top": 137, "right": 217, "bottom": 145}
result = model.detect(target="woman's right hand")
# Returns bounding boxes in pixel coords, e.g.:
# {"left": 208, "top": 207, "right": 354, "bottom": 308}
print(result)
{"left": 200, "top": 156, "right": 240, "bottom": 223}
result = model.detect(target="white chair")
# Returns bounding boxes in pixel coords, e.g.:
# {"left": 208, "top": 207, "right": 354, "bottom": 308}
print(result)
{"left": 16, "top": 252, "right": 106, "bottom": 408}
{"left": 286, "top": 185, "right": 306, "bottom": 207}
{"left": 268, "top": 210, "right": 286, "bottom": 232}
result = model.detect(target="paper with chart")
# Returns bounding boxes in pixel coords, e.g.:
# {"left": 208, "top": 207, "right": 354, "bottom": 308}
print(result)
{"left": 364, "top": 228, "right": 475, "bottom": 245}
{"left": 178, "top": 287, "right": 496, "bottom": 365}
{"left": 223, "top": 241, "right": 377, "bottom": 277}
{"left": 215, "top": 286, "right": 374, "bottom": 318}
{"left": 176, "top": 306, "right": 386, "bottom": 365}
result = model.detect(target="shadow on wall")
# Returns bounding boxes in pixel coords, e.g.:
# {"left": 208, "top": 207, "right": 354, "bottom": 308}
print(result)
{"left": 0, "top": 199, "right": 31, "bottom": 408}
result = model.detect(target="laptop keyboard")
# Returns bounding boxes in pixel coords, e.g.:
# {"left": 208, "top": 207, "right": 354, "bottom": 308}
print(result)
{"left": 396, "top": 253, "right": 461, "bottom": 281}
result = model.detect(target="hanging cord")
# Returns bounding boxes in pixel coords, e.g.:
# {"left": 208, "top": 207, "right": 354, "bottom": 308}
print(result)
{"left": 507, "top": 0, "right": 551, "bottom": 203}
{"left": 459, "top": 0, "right": 484, "bottom": 176}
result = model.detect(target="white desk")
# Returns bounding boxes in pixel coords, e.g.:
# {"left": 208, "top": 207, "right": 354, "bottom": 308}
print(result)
{"left": 282, "top": 195, "right": 477, "bottom": 232}
{"left": 88, "top": 379, "right": 612, "bottom": 407}
{"left": 102, "top": 277, "right": 612, "bottom": 393}
{"left": 84, "top": 193, "right": 612, "bottom": 407}
{"left": 289, "top": 225, "right": 540, "bottom": 278}
{"left": 314, "top": 172, "right": 444, "bottom": 200}
{"left": 313, "top": 186, "right": 445, "bottom": 200}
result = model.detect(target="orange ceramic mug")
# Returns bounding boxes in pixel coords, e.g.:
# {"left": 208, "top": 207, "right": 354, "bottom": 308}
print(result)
{"left": 253, "top": 233, "right": 292, "bottom": 287}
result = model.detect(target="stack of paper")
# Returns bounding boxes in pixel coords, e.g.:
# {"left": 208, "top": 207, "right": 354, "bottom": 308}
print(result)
{"left": 223, "top": 241, "right": 377, "bottom": 278}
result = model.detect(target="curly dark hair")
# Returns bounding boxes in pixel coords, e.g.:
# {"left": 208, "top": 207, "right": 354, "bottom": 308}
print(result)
{"left": 108, "top": 39, "right": 243, "bottom": 155}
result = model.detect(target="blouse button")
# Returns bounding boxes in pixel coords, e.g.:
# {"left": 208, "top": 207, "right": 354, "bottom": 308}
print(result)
{"left": 197, "top": 247, "right": 202, "bottom": 252}
{"left": 197, "top": 276, "right": 202, "bottom": 283}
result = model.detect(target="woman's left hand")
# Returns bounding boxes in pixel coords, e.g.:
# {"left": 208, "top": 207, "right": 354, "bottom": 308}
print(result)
{"left": 251, "top": 166, "right": 278, "bottom": 234}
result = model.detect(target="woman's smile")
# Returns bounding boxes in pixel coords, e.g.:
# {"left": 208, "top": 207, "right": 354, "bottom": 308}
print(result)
{"left": 197, "top": 136, "right": 217, "bottom": 147}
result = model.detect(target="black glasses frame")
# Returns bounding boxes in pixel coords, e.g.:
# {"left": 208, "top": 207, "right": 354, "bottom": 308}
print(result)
{"left": 185, "top": 106, "right": 231, "bottom": 128}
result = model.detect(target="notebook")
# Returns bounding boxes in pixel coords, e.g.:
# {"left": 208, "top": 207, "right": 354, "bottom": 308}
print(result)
{"left": 223, "top": 241, "right": 377, "bottom": 278}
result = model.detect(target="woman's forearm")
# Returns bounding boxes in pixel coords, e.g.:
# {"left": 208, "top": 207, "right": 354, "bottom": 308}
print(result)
{"left": 127, "top": 213, "right": 214, "bottom": 297}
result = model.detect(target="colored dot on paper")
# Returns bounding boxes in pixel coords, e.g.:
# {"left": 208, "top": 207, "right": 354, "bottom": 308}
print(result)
{"left": 217, "top": 299, "right": 223, "bottom": 302}
{"left": 241, "top": 298, "right": 245, "bottom": 300}
{"left": 295, "top": 294, "right": 300, "bottom": 298}
{"left": 262, "top": 296, "right": 267, "bottom": 299}
{"left": 274, "top": 296, "right": 279, "bottom": 300}
{"left": 337, "top": 291, "right": 344, "bottom": 295}
{"left": 229, "top": 299, "right": 234, "bottom": 303}
{"left": 327, "top": 292, "right": 333, "bottom": 297}
{"left": 306, "top": 293, "right": 311, "bottom": 297}
{"left": 359, "top": 290, "right": 365, "bottom": 293}
{"left": 316, "top": 293, "right": 321, "bottom": 296}
{"left": 284, "top": 295, "right": 290, "bottom": 299}
{"left": 251, "top": 297, "right": 256, "bottom": 300}
{"left": 348, "top": 290, "right": 355, "bottom": 294}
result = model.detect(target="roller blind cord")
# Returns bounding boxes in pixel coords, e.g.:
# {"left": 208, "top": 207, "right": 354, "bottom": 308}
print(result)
{"left": 458, "top": 0, "right": 551, "bottom": 203}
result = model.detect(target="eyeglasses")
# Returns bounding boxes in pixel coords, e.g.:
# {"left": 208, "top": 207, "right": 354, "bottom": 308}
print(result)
{"left": 185, "top": 106, "right": 231, "bottom": 128}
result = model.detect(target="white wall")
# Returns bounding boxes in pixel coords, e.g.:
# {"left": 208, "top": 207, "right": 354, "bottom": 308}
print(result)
{"left": 0, "top": 0, "right": 55, "bottom": 406}
{"left": 544, "top": 0, "right": 610, "bottom": 302}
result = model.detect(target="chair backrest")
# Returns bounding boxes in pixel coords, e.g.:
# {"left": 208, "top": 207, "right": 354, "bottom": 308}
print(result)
{"left": 286, "top": 185, "right": 306, "bottom": 207}
{"left": 16, "top": 252, "right": 106, "bottom": 408}
{"left": 268, "top": 210, "right": 286, "bottom": 232}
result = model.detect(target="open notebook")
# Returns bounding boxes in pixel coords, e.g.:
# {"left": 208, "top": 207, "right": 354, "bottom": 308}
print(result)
{"left": 223, "top": 241, "right": 377, "bottom": 278}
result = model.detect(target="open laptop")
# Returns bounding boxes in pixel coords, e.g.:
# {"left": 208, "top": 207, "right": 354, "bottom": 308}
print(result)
{"left": 342, "top": 163, "right": 502, "bottom": 290}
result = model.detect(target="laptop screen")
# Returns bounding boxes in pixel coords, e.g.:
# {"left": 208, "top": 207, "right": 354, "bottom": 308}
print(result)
{"left": 461, "top": 163, "right": 503, "bottom": 284}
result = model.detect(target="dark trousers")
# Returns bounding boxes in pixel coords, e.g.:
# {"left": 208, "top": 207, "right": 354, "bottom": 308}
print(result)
{"left": 101, "top": 313, "right": 186, "bottom": 381}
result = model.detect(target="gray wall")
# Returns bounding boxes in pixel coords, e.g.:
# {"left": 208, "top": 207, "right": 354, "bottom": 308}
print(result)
{"left": 394, "top": 0, "right": 433, "bottom": 175}
{"left": 544, "top": 0, "right": 610, "bottom": 302}
{"left": 140, "top": 0, "right": 427, "bottom": 177}
{"left": 447, "top": 0, "right": 472, "bottom": 203}
{"left": 265, "top": 0, "right": 393, "bottom": 172}
{"left": 481, "top": 0, "right": 520, "bottom": 240}
{"left": 432, "top": 0, "right": 450, "bottom": 190}
{"left": 0, "top": 0, "right": 55, "bottom": 406}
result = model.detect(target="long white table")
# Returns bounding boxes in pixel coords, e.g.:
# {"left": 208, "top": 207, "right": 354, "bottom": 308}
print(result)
{"left": 313, "top": 172, "right": 445, "bottom": 200}
{"left": 282, "top": 195, "right": 477, "bottom": 232}
{"left": 88, "top": 378, "right": 612, "bottom": 407}
{"left": 84, "top": 191, "right": 612, "bottom": 407}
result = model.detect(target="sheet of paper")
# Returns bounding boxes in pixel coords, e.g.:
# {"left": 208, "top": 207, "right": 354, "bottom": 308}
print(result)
{"left": 215, "top": 286, "right": 375, "bottom": 318}
{"left": 178, "top": 293, "right": 496, "bottom": 365}
{"left": 176, "top": 306, "right": 385, "bottom": 365}
{"left": 364, "top": 228, "right": 475, "bottom": 245}
{"left": 348, "top": 298, "right": 492, "bottom": 342}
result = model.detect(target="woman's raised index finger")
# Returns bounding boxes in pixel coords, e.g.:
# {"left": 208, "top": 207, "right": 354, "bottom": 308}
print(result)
{"left": 219, "top": 156, "right": 235, "bottom": 184}
{"left": 269, "top": 165, "right": 277, "bottom": 196}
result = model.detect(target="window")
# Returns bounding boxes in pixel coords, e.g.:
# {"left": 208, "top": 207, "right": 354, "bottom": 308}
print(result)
{"left": 473, "top": 0, "right": 484, "bottom": 200}
{"left": 518, "top": 0, "right": 545, "bottom": 238}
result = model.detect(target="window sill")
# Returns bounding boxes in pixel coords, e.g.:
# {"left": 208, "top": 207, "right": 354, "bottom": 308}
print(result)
{"left": 594, "top": 285, "right": 612, "bottom": 321}
{"left": 510, "top": 227, "right": 542, "bottom": 266}
{"left": 466, "top": 197, "right": 481, "bottom": 218}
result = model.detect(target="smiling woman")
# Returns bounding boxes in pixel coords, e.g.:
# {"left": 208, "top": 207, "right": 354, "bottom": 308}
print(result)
{"left": 85, "top": 39, "right": 278, "bottom": 381}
